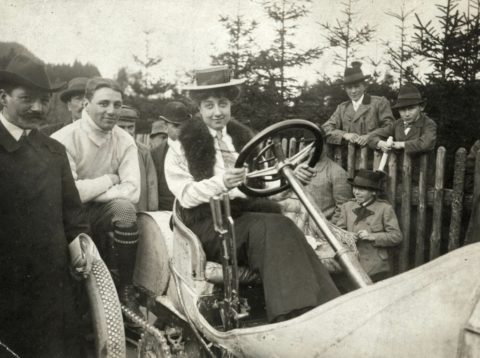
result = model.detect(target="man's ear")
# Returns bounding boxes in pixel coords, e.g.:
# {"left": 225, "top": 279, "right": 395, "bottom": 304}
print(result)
{"left": 0, "top": 89, "right": 8, "bottom": 107}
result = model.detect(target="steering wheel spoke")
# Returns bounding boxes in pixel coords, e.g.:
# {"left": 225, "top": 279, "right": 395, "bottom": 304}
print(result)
{"left": 235, "top": 119, "right": 324, "bottom": 197}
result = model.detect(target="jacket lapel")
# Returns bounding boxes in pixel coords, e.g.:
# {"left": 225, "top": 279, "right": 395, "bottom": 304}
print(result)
{"left": 0, "top": 120, "right": 21, "bottom": 152}
{"left": 352, "top": 94, "right": 371, "bottom": 122}
{"left": 405, "top": 114, "right": 425, "bottom": 140}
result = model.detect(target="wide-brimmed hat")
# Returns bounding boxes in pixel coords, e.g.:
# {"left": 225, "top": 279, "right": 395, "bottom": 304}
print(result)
{"left": 0, "top": 54, "right": 65, "bottom": 92}
{"left": 59, "top": 77, "right": 88, "bottom": 103}
{"left": 151, "top": 120, "right": 168, "bottom": 137}
{"left": 347, "top": 169, "right": 385, "bottom": 191}
{"left": 340, "top": 62, "right": 371, "bottom": 85}
{"left": 182, "top": 66, "right": 245, "bottom": 91}
{"left": 118, "top": 105, "right": 139, "bottom": 122}
{"left": 159, "top": 101, "right": 192, "bottom": 125}
{"left": 392, "top": 83, "right": 425, "bottom": 109}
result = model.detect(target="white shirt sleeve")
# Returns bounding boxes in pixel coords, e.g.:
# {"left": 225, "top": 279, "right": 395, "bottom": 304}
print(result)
{"left": 66, "top": 150, "right": 114, "bottom": 203}
{"left": 94, "top": 144, "right": 141, "bottom": 203}
{"left": 164, "top": 146, "right": 228, "bottom": 208}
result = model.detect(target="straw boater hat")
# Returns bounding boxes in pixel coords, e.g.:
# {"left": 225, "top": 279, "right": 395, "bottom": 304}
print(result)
{"left": 392, "top": 83, "right": 425, "bottom": 109}
{"left": 182, "top": 66, "right": 245, "bottom": 91}
{"left": 0, "top": 54, "right": 65, "bottom": 92}
{"left": 59, "top": 77, "right": 88, "bottom": 103}
{"left": 347, "top": 169, "right": 385, "bottom": 191}
{"left": 340, "top": 62, "right": 371, "bottom": 85}
{"left": 159, "top": 101, "right": 192, "bottom": 125}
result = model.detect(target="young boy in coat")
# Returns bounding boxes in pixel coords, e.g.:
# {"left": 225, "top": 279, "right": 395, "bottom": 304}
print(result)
{"left": 368, "top": 83, "right": 437, "bottom": 154}
{"left": 334, "top": 169, "right": 403, "bottom": 282}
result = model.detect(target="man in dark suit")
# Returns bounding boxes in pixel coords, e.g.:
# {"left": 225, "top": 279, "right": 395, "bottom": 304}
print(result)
{"left": 322, "top": 62, "right": 394, "bottom": 147}
{"left": 0, "top": 55, "right": 91, "bottom": 357}
{"left": 151, "top": 101, "right": 192, "bottom": 210}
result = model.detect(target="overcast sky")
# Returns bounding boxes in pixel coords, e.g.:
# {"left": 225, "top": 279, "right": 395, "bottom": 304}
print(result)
{"left": 0, "top": 0, "right": 470, "bottom": 85}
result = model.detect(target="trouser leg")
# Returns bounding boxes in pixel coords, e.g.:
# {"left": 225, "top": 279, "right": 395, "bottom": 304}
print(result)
{"left": 189, "top": 212, "right": 340, "bottom": 322}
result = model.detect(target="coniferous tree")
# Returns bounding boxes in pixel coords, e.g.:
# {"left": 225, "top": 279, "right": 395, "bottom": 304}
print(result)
{"left": 255, "top": 0, "right": 324, "bottom": 120}
{"left": 384, "top": 2, "right": 419, "bottom": 86}
{"left": 320, "top": 0, "right": 375, "bottom": 70}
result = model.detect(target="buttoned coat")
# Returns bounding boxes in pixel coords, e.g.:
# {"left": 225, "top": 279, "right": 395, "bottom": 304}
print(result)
{"left": 334, "top": 199, "right": 402, "bottom": 276}
{"left": 322, "top": 94, "right": 394, "bottom": 145}
{"left": 0, "top": 122, "right": 89, "bottom": 357}
{"left": 368, "top": 113, "right": 437, "bottom": 154}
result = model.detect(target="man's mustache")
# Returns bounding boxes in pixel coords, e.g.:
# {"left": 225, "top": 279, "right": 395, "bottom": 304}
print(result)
{"left": 25, "top": 112, "right": 47, "bottom": 121}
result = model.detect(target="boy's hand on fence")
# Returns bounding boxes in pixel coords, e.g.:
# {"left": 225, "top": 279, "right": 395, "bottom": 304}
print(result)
{"left": 343, "top": 132, "right": 359, "bottom": 143}
{"left": 355, "top": 134, "right": 369, "bottom": 146}
{"left": 377, "top": 140, "right": 392, "bottom": 153}
{"left": 392, "top": 141, "right": 405, "bottom": 149}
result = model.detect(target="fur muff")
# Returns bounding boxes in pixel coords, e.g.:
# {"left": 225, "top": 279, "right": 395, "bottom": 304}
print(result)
{"left": 177, "top": 118, "right": 281, "bottom": 225}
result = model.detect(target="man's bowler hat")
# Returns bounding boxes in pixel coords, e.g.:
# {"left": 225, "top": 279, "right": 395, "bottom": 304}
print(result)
{"left": 347, "top": 169, "right": 385, "bottom": 191}
{"left": 60, "top": 77, "right": 88, "bottom": 103}
{"left": 392, "top": 83, "right": 425, "bottom": 109}
{"left": 0, "top": 54, "right": 65, "bottom": 92}
{"left": 159, "top": 101, "right": 192, "bottom": 125}
{"left": 340, "top": 62, "right": 371, "bottom": 85}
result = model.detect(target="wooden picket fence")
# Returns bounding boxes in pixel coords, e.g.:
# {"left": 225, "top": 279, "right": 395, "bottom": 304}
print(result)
{"left": 323, "top": 143, "right": 479, "bottom": 273}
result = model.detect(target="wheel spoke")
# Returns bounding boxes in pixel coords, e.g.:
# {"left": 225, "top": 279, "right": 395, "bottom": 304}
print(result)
{"left": 246, "top": 166, "right": 280, "bottom": 179}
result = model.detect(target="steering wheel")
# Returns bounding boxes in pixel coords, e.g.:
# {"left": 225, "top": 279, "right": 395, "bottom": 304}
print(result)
{"left": 235, "top": 119, "right": 324, "bottom": 197}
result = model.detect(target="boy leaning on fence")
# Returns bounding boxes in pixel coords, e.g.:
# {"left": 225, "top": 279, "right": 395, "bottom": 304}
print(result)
{"left": 367, "top": 83, "right": 437, "bottom": 155}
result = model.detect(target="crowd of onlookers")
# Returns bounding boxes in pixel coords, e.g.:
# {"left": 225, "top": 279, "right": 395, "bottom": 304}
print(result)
{"left": 1, "top": 54, "right": 478, "bottom": 357}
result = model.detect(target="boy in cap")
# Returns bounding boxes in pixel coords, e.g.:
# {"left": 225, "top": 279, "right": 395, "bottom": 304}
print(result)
{"left": 165, "top": 66, "right": 340, "bottom": 323}
{"left": 151, "top": 100, "right": 192, "bottom": 211}
{"left": 322, "top": 62, "right": 394, "bottom": 146}
{"left": 334, "top": 169, "right": 403, "bottom": 281}
{"left": 149, "top": 118, "right": 168, "bottom": 150}
{"left": 117, "top": 105, "right": 158, "bottom": 211}
{"left": 0, "top": 55, "right": 91, "bottom": 357}
{"left": 368, "top": 83, "right": 437, "bottom": 154}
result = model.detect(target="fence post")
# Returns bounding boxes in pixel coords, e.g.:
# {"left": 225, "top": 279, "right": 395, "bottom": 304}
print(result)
{"left": 387, "top": 152, "right": 398, "bottom": 205}
{"left": 334, "top": 146, "right": 343, "bottom": 167}
{"left": 448, "top": 148, "right": 466, "bottom": 251}
{"left": 399, "top": 152, "right": 412, "bottom": 272}
{"left": 465, "top": 150, "right": 480, "bottom": 245}
{"left": 373, "top": 150, "right": 382, "bottom": 171}
{"left": 359, "top": 147, "right": 368, "bottom": 169}
{"left": 430, "top": 147, "right": 446, "bottom": 260}
{"left": 415, "top": 154, "right": 428, "bottom": 266}
{"left": 347, "top": 143, "right": 356, "bottom": 178}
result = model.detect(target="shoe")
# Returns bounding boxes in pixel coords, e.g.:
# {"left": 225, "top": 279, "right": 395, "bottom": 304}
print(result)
{"left": 119, "top": 284, "right": 144, "bottom": 327}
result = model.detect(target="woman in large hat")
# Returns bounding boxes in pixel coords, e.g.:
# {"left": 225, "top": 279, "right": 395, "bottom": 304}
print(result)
{"left": 164, "top": 66, "right": 340, "bottom": 322}
{"left": 322, "top": 62, "right": 394, "bottom": 147}
{"left": 334, "top": 169, "right": 402, "bottom": 282}
{"left": 368, "top": 83, "right": 437, "bottom": 154}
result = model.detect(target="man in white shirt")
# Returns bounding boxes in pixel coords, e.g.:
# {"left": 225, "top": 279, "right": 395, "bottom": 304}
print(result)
{"left": 166, "top": 66, "right": 340, "bottom": 323}
{"left": 322, "top": 62, "right": 394, "bottom": 146}
{"left": 52, "top": 77, "right": 142, "bottom": 316}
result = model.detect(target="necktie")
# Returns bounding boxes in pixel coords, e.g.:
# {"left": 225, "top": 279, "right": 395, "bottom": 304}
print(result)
{"left": 216, "top": 131, "right": 237, "bottom": 168}
{"left": 353, "top": 198, "right": 376, "bottom": 225}
{"left": 18, "top": 130, "right": 28, "bottom": 144}
{"left": 404, "top": 122, "right": 412, "bottom": 135}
